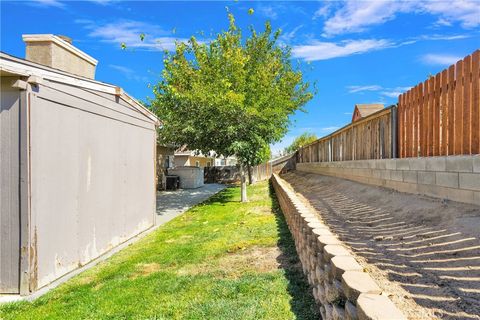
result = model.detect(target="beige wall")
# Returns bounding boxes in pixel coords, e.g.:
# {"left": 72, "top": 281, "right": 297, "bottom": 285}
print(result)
{"left": 296, "top": 156, "right": 480, "bottom": 206}
{"left": 25, "top": 41, "right": 96, "bottom": 79}
{"left": 175, "top": 155, "right": 214, "bottom": 168}
{"left": 29, "top": 79, "right": 156, "bottom": 290}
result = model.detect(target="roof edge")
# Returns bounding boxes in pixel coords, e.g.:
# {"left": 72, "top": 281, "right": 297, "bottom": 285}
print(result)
{"left": 1, "top": 51, "right": 159, "bottom": 125}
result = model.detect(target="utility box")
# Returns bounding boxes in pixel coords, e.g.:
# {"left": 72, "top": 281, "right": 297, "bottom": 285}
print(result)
{"left": 168, "top": 166, "right": 204, "bottom": 189}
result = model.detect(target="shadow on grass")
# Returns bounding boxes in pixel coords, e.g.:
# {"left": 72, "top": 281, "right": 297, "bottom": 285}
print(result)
{"left": 269, "top": 182, "right": 321, "bottom": 320}
{"left": 202, "top": 185, "right": 238, "bottom": 204}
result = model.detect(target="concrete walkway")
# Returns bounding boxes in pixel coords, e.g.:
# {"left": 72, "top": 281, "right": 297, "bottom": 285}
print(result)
{"left": 155, "top": 183, "right": 226, "bottom": 226}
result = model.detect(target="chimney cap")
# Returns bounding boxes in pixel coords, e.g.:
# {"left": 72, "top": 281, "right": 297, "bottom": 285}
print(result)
{"left": 22, "top": 34, "right": 98, "bottom": 66}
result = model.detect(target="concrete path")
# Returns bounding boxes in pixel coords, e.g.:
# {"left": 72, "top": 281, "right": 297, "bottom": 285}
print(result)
{"left": 155, "top": 183, "right": 226, "bottom": 226}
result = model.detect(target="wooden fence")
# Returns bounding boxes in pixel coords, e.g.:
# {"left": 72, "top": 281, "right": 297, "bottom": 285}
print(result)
{"left": 398, "top": 50, "right": 480, "bottom": 157}
{"left": 297, "top": 106, "right": 395, "bottom": 163}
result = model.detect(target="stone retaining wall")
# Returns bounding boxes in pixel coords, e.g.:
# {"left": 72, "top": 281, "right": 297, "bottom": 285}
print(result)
{"left": 271, "top": 174, "right": 406, "bottom": 320}
{"left": 297, "top": 155, "right": 480, "bottom": 206}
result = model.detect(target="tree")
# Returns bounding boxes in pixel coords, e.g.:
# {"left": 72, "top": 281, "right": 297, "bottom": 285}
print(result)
{"left": 284, "top": 132, "right": 318, "bottom": 154}
{"left": 151, "top": 12, "right": 313, "bottom": 202}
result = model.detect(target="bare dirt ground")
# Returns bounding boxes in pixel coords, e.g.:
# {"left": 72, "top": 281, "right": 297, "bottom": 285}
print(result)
{"left": 282, "top": 171, "right": 480, "bottom": 320}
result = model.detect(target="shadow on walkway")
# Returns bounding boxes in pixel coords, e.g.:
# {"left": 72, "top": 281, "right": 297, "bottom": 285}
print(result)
{"left": 269, "top": 182, "right": 321, "bottom": 320}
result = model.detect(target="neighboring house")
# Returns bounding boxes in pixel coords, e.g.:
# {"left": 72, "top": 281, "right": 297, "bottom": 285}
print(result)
{"left": 174, "top": 145, "right": 214, "bottom": 168}
{"left": 214, "top": 155, "right": 237, "bottom": 166}
{"left": 351, "top": 104, "right": 384, "bottom": 122}
{"left": 0, "top": 34, "right": 159, "bottom": 295}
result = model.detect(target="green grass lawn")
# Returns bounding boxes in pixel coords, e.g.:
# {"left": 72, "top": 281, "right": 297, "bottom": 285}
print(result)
{"left": 0, "top": 181, "right": 319, "bottom": 320}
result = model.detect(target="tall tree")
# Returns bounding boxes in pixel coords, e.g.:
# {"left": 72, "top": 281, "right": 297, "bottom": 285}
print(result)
{"left": 151, "top": 12, "right": 313, "bottom": 201}
{"left": 284, "top": 132, "right": 318, "bottom": 154}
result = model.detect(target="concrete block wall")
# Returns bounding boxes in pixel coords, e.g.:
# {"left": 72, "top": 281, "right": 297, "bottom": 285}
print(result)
{"left": 297, "top": 155, "right": 480, "bottom": 206}
{"left": 271, "top": 174, "right": 406, "bottom": 320}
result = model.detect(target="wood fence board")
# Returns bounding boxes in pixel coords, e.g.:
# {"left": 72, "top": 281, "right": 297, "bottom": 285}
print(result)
{"left": 441, "top": 69, "right": 448, "bottom": 155}
{"left": 447, "top": 65, "right": 455, "bottom": 155}
{"left": 455, "top": 59, "right": 464, "bottom": 154}
{"left": 463, "top": 54, "right": 472, "bottom": 154}
{"left": 421, "top": 80, "right": 428, "bottom": 156}
{"left": 434, "top": 73, "right": 441, "bottom": 156}
{"left": 412, "top": 85, "right": 418, "bottom": 156}
{"left": 398, "top": 94, "right": 404, "bottom": 157}
{"left": 472, "top": 50, "right": 480, "bottom": 154}
{"left": 427, "top": 77, "right": 435, "bottom": 157}
{"left": 407, "top": 90, "right": 412, "bottom": 157}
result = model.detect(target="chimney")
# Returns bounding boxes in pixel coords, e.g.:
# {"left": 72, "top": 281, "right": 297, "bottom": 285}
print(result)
{"left": 22, "top": 34, "right": 98, "bottom": 79}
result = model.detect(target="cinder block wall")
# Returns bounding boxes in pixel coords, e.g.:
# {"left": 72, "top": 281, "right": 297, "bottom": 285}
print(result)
{"left": 297, "top": 155, "right": 480, "bottom": 206}
{"left": 271, "top": 174, "right": 406, "bottom": 320}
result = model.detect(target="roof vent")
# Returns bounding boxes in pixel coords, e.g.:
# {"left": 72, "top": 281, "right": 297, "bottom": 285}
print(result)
{"left": 22, "top": 34, "right": 98, "bottom": 79}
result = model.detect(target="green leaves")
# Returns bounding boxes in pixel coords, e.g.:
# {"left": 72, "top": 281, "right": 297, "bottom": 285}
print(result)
{"left": 248, "top": 8, "right": 254, "bottom": 15}
{"left": 150, "top": 12, "right": 313, "bottom": 166}
{"left": 284, "top": 132, "right": 318, "bottom": 154}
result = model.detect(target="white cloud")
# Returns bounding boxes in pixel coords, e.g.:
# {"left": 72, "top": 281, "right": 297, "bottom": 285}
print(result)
{"left": 292, "top": 39, "right": 392, "bottom": 61}
{"left": 422, "top": 1, "right": 480, "bottom": 29}
{"left": 415, "top": 34, "right": 471, "bottom": 41}
{"left": 109, "top": 64, "right": 149, "bottom": 82}
{"left": 279, "top": 25, "right": 303, "bottom": 45}
{"left": 321, "top": 126, "right": 340, "bottom": 132}
{"left": 321, "top": 0, "right": 480, "bottom": 36}
{"left": 421, "top": 54, "right": 462, "bottom": 66}
{"left": 257, "top": 5, "right": 278, "bottom": 20}
{"left": 322, "top": 1, "right": 409, "bottom": 36}
{"left": 30, "top": 0, "right": 65, "bottom": 8}
{"left": 77, "top": 19, "right": 188, "bottom": 51}
{"left": 346, "top": 85, "right": 411, "bottom": 98}
{"left": 343, "top": 112, "right": 352, "bottom": 115}
{"left": 380, "top": 87, "right": 412, "bottom": 98}
{"left": 347, "top": 85, "right": 382, "bottom": 93}
{"left": 313, "top": 2, "right": 334, "bottom": 20}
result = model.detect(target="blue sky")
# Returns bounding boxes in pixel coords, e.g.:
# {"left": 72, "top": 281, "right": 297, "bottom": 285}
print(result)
{"left": 1, "top": 0, "right": 479, "bottom": 155}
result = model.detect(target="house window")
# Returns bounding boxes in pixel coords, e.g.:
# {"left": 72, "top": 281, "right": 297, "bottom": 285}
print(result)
{"left": 195, "top": 161, "right": 200, "bottom": 167}
{"left": 206, "top": 161, "right": 211, "bottom": 167}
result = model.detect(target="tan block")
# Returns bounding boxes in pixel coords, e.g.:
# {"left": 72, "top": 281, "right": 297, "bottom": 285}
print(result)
{"left": 324, "top": 244, "right": 351, "bottom": 263}
{"left": 331, "top": 256, "right": 363, "bottom": 279}
{"left": 324, "top": 303, "right": 334, "bottom": 320}
{"left": 307, "top": 221, "right": 324, "bottom": 231}
{"left": 357, "top": 294, "right": 406, "bottom": 320}
{"left": 345, "top": 301, "right": 358, "bottom": 320}
{"left": 304, "top": 217, "right": 318, "bottom": 225}
{"left": 318, "top": 284, "right": 327, "bottom": 305}
{"left": 320, "top": 306, "right": 327, "bottom": 320}
{"left": 316, "top": 265, "right": 327, "bottom": 282}
{"left": 318, "top": 235, "right": 342, "bottom": 250}
{"left": 332, "top": 304, "right": 346, "bottom": 320}
{"left": 342, "top": 271, "right": 381, "bottom": 301}
{"left": 325, "top": 279, "right": 343, "bottom": 303}
{"left": 312, "top": 228, "right": 333, "bottom": 237}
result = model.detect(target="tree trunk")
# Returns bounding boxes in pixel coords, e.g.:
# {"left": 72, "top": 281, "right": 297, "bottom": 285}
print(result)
{"left": 240, "top": 163, "right": 248, "bottom": 202}
{"left": 247, "top": 165, "right": 253, "bottom": 185}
